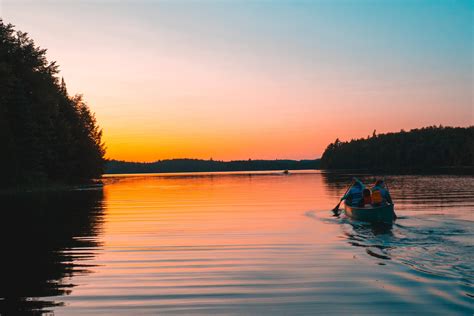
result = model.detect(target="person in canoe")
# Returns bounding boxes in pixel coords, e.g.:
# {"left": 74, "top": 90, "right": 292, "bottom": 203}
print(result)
{"left": 362, "top": 188, "right": 372, "bottom": 206}
{"left": 340, "top": 179, "right": 365, "bottom": 207}
{"left": 371, "top": 179, "right": 393, "bottom": 206}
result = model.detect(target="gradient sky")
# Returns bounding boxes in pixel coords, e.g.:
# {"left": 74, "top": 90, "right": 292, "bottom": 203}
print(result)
{"left": 2, "top": 0, "right": 473, "bottom": 161}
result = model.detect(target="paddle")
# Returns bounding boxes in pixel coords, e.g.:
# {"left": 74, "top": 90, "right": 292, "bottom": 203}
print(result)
{"left": 332, "top": 180, "right": 354, "bottom": 216}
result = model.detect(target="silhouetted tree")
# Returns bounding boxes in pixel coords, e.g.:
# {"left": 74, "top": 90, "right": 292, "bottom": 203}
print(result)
{"left": 320, "top": 126, "right": 474, "bottom": 170}
{"left": 0, "top": 20, "right": 105, "bottom": 188}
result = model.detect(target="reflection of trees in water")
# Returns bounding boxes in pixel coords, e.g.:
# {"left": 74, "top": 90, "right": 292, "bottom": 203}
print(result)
{"left": 321, "top": 171, "right": 353, "bottom": 191}
{"left": 320, "top": 171, "right": 379, "bottom": 193}
{"left": 0, "top": 189, "right": 104, "bottom": 315}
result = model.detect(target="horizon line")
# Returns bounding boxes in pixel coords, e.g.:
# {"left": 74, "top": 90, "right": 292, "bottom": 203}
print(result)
{"left": 107, "top": 157, "right": 322, "bottom": 164}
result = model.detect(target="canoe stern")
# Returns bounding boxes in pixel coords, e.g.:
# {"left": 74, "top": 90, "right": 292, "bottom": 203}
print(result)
{"left": 344, "top": 203, "right": 395, "bottom": 223}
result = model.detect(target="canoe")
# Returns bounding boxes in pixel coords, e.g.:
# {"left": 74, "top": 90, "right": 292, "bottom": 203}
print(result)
{"left": 344, "top": 203, "right": 395, "bottom": 223}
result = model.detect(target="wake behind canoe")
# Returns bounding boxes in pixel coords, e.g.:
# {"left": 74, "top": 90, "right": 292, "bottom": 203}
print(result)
{"left": 344, "top": 203, "right": 395, "bottom": 223}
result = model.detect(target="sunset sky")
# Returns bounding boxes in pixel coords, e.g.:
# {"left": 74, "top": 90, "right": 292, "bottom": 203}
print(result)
{"left": 2, "top": 0, "right": 472, "bottom": 162}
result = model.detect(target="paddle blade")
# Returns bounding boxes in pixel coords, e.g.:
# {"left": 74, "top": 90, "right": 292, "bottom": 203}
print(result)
{"left": 332, "top": 202, "right": 341, "bottom": 215}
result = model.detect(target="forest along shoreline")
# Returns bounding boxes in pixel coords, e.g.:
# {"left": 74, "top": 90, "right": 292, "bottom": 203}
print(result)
{"left": 106, "top": 126, "right": 473, "bottom": 175}
{"left": 0, "top": 20, "right": 105, "bottom": 193}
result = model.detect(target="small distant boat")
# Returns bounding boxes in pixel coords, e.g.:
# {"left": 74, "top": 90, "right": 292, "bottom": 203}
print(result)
{"left": 283, "top": 170, "right": 289, "bottom": 174}
{"left": 344, "top": 203, "right": 395, "bottom": 223}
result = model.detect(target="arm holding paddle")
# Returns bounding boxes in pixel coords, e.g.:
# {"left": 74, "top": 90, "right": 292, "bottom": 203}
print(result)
{"left": 332, "top": 179, "right": 355, "bottom": 215}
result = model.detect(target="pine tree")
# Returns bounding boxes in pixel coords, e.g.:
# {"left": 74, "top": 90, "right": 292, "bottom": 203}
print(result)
{"left": 0, "top": 19, "right": 106, "bottom": 188}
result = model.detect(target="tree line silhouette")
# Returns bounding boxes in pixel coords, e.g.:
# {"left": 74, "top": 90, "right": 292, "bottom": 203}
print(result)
{"left": 0, "top": 20, "right": 105, "bottom": 188}
{"left": 320, "top": 126, "right": 474, "bottom": 170}
{"left": 106, "top": 158, "right": 321, "bottom": 174}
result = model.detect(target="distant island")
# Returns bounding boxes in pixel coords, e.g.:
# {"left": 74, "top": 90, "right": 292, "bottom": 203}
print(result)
{"left": 105, "top": 159, "right": 321, "bottom": 174}
{"left": 320, "top": 126, "right": 474, "bottom": 171}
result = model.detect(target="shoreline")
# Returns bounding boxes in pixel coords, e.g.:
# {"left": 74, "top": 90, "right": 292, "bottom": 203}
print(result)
{"left": 0, "top": 181, "right": 103, "bottom": 195}
{"left": 3, "top": 166, "right": 472, "bottom": 194}
{"left": 103, "top": 166, "right": 473, "bottom": 176}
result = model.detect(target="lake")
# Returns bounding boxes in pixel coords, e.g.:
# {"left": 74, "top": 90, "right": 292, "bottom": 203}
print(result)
{"left": 1, "top": 171, "right": 473, "bottom": 315}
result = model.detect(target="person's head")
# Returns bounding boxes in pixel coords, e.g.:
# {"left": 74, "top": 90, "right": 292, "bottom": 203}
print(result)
{"left": 374, "top": 179, "right": 384, "bottom": 187}
{"left": 353, "top": 179, "right": 363, "bottom": 188}
{"left": 363, "top": 188, "right": 371, "bottom": 197}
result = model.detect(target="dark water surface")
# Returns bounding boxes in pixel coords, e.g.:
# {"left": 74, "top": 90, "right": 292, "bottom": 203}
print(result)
{"left": 1, "top": 171, "right": 473, "bottom": 315}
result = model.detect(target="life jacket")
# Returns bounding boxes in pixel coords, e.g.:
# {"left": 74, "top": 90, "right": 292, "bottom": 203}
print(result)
{"left": 372, "top": 189, "right": 383, "bottom": 204}
{"left": 347, "top": 188, "right": 363, "bottom": 206}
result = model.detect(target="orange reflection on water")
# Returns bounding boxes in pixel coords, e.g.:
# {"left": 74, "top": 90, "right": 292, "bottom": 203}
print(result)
{"left": 90, "top": 171, "right": 342, "bottom": 278}
{"left": 66, "top": 171, "right": 350, "bottom": 306}
{"left": 101, "top": 171, "right": 338, "bottom": 247}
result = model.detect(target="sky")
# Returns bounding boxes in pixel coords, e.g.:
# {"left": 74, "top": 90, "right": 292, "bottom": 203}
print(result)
{"left": 2, "top": 0, "right": 473, "bottom": 162}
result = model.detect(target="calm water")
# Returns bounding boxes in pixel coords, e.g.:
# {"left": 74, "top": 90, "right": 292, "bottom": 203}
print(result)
{"left": 1, "top": 171, "right": 473, "bottom": 315}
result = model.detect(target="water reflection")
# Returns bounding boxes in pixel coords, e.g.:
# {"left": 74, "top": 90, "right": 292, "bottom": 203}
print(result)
{"left": 0, "top": 188, "right": 104, "bottom": 315}
{"left": 1, "top": 172, "right": 472, "bottom": 314}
